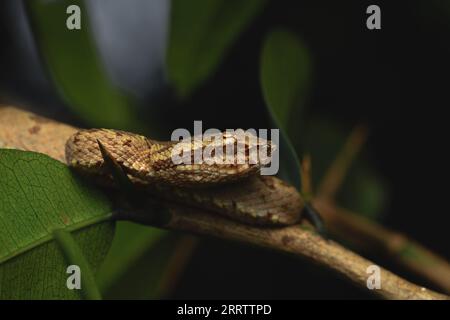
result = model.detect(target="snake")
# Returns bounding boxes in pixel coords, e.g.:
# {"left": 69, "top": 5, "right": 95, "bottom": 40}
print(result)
{"left": 65, "top": 128, "right": 304, "bottom": 226}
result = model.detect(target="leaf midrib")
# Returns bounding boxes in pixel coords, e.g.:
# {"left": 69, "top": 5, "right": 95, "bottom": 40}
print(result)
{"left": 0, "top": 213, "right": 113, "bottom": 264}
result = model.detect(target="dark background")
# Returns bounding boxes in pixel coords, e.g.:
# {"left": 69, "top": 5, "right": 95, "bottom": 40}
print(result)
{"left": 173, "top": 1, "right": 450, "bottom": 298}
{"left": 1, "top": 0, "right": 449, "bottom": 299}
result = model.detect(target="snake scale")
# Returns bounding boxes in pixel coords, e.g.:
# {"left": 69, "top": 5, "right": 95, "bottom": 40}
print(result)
{"left": 65, "top": 129, "right": 304, "bottom": 226}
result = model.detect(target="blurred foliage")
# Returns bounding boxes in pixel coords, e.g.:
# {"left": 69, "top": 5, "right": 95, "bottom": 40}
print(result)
{"left": 0, "top": 149, "right": 114, "bottom": 299}
{"left": 261, "top": 29, "right": 311, "bottom": 128}
{"left": 167, "top": 0, "right": 267, "bottom": 97}
{"left": 96, "top": 222, "right": 166, "bottom": 294}
{"left": 24, "top": 0, "right": 180, "bottom": 299}
{"left": 103, "top": 234, "right": 187, "bottom": 299}
{"left": 260, "top": 29, "right": 312, "bottom": 190}
{"left": 303, "top": 119, "right": 388, "bottom": 220}
{"left": 260, "top": 28, "right": 387, "bottom": 219}
{"left": 26, "top": 0, "right": 141, "bottom": 130}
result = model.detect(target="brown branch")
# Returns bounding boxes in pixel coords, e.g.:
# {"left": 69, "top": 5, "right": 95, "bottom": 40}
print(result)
{"left": 311, "top": 123, "right": 450, "bottom": 294}
{"left": 300, "top": 154, "right": 313, "bottom": 201}
{"left": 154, "top": 235, "right": 198, "bottom": 298}
{"left": 0, "top": 105, "right": 448, "bottom": 300}
{"left": 165, "top": 208, "right": 447, "bottom": 300}
{"left": 314, "top": 199, "right": 450, "bottom": 294}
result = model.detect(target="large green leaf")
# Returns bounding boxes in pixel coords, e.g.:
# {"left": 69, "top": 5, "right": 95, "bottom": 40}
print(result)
{"left": 26, "top": 0, "right": 139, "bottom": 130}
{"left": 261, "top": 29, "right": 312, "bottom": 129}
{"left": 0, "top": 149, "right": 114, "bottom": 299}
{"left": 26, "top": 0, "right": 173, "bottom": 294}
{"left": 167, "top": 0, "right": 267, "bottom": 97}
{"left": 260, "top": 29, "right": 312, "bottom": 190}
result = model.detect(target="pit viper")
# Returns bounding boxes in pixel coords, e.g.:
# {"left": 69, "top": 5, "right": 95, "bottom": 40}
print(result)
{"left": 65, "top": 129, "right": 304, "bottom": 226}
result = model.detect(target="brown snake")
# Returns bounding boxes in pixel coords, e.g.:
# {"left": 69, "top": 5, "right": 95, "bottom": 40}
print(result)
{"left": 65, "top": 129, "right": 304, "bottom": 226}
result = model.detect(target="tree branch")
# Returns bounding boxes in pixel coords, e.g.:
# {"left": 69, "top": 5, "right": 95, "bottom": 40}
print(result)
{"left": 0, "top": 105, "right": 448, "bottom": 300}
{"left": 314, "top": 199, "right": 450, "bottom": 294}
{"left": 312, "top": 124, "right": 450, "bottom": 294}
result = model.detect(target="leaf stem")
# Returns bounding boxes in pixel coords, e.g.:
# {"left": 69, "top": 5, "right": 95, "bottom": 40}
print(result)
{"left": 53, "top": 229, "right": 102, "bottom": 300}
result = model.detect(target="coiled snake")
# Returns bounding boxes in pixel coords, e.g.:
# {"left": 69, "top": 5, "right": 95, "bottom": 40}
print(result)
{"left": 65, "top": 129, "right": 305, "bottom": 226}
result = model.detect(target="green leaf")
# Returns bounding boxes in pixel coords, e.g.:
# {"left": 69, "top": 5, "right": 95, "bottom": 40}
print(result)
{"left": 340, "top": 163, "right": 388, "bottom": 221}
{"left": 261, "top": 29, "right": 312, "bottom": 129}
{"left": 26, "top": 0, "right": 140, "bottom": 130}
{"left": 167, "top": 0, "right": 267, "bottom": 97}
{"left": 273, "top": 129, "right": 302, "bottom": 191}
{"left": 25, "top": 0, "right": 171, "bottom": 296}
{"left": 260, "top": 29, "right": 312, "bottom": 190}
{"left": 0, "top": 149, "right": 114, "bottom": 299}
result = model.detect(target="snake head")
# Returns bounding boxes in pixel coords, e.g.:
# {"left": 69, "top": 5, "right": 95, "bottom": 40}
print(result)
{"left": 66, "top": 128, "right": 278, "bottom": 188}
{"left": 168, "top": 130, "right": 277, "bottom": 186}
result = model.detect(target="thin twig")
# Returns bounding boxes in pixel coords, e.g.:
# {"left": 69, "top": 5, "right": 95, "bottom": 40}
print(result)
{"left": 317, "top": 124, "right": 368, "bottom": 201}
{"left": 301, "top": 154, "right": 313, "bottom": 201}
{"left": 0, "top": 105, "right": 448, "bottom": 300}
{"left": 313, "top": 123, "right": 450, "bottom": 294}
{"left": 154, "top": 235, "right": 198, "bottom": 298}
